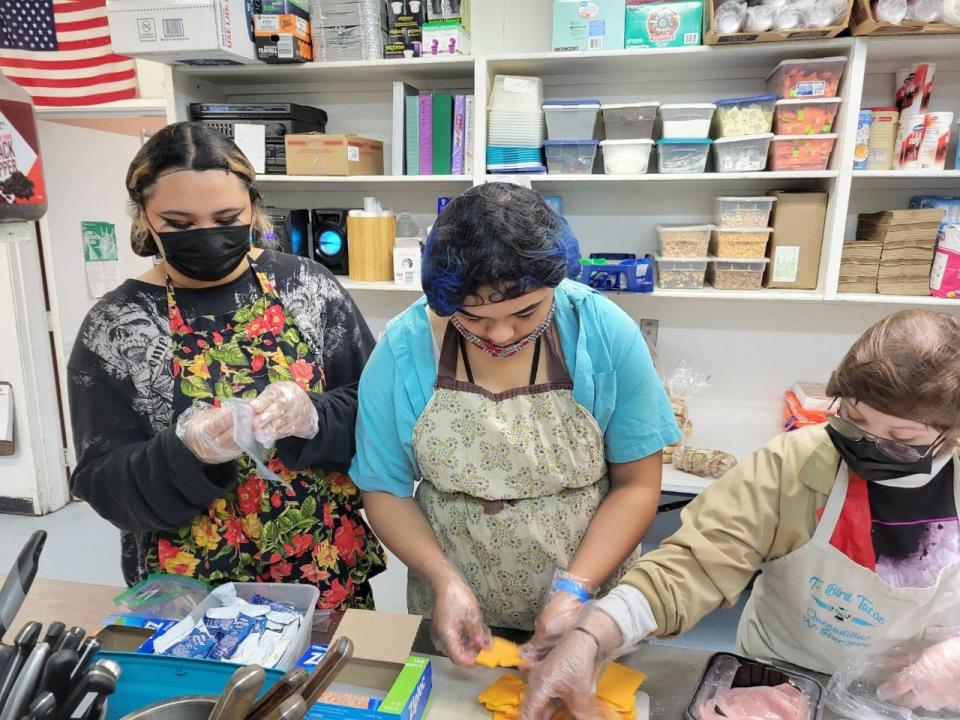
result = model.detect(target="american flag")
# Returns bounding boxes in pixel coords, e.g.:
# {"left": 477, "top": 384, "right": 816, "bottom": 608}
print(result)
{"left": 0, "top": 0, "right": 137, "bottom": 107}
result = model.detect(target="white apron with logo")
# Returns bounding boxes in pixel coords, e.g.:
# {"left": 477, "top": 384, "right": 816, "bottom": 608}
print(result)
{"left": 737, "top": 460, "right": 960, "bottom": 675}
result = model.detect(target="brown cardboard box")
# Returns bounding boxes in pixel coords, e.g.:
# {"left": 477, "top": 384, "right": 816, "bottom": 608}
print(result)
{"left": 284, "top": 134, "right": 384, "bottom": 176}
{"left": 763, "top": 191, "right": 827, "bottom": 290}
{"left": 850, "top": 0, "right": 960, "bottom": 35}
{"left": 704, "top": 0, "right": 852, "bottom": 44}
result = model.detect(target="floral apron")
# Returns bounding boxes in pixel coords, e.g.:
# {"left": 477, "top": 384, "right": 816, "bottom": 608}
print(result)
{"left": 410, "top": 323, "right": 644, "bottom": 630}
{"left": 147, "top": 257, "right": 385, "bottom": 610}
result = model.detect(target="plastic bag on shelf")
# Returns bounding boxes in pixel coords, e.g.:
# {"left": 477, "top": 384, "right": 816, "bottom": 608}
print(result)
{"left": 113, "top": 574, "right": 213, "bottom": 621}
{"left": 661, "top": 361, "right": 710, "bottom": 464}
{"left": 873, "top": 0, "right": 909, "bottom": 21}
{"left": 807, "top": 0, "right": 848, "bottom": 26}
{"left": 826, "top": 632, "right": 960, "bottom": 720}
{"left": 673, "top": 446, "right": 738, "bottom": 479}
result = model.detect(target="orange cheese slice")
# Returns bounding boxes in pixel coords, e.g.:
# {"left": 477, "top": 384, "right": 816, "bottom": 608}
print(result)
{"left": 476, "top": 637, "right": 523, "bottom": 669}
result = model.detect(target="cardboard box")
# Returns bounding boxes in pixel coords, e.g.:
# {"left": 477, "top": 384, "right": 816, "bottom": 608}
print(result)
{"left": 763, "top": 191, "right": 827, "bottom": 289}
{"left": 106, "top": 0, "right": 258, "bottom": 65}
{"left": 254, "top": 14, "right": 313, "bottom": 63}
{"left": 850, "top": 0, "right": 960, "bottom": 35}
{"left": 296, "top": 610, "right": 431, "bottom": 720}
{"left": 261, "top": 0, "right": 311, "bottom": 20}
{"left": 552, "top": 0, "right": 626, "bottom": 52}
{"left": 703, "top": 0, "right": 853, "bottom": 44}
{"left": 626, "top": 0, "right": 702, "bottom": 48}
{"left": 285, "top": 134, "right": 385, "bottom": 176}
{"left": 422, "top": 20, "right": 471, "bottom": 55}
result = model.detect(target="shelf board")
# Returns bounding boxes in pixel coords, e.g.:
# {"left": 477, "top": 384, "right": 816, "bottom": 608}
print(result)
{"left": 523, "top": 171, "right": 837, "bottom": 182}
{"left": 256, "top": 174, "right": 474, "bottom": 190}
{"left": 174, "top": 56, "right": 476, "bottom": 86}
{"left": 35, "top": 98, "right": 167, "bottom": 118}
{"left": 863, "top": 36, "right": 960, "bottom": 71}
{"left": 851, "top": 170, "right": 960, "bottom": 190}
{"left": 662, "top": 466, "right": 712, "bottom": 496}
{"left": 340, "top": 280, "right": 423, "bottom": 292}
{"left": 834, "top": 293, "right": 960, "bottom": 307}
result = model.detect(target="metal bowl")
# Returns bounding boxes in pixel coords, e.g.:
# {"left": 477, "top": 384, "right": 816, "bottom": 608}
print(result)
{"left": 118, "top": 695, "right": 217, "bottom": 720}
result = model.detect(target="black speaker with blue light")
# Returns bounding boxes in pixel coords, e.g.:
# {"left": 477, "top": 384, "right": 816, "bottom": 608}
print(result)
{"left": 262, "top": 208, "right": 310, "bottom": 257}
{"left": 312, "top": 209, "right": 350, "bottom": 275}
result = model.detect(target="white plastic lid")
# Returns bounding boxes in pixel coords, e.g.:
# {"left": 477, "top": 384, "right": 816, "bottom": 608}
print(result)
{"left": 600, "top": 139, "right": 655, "bottom": 146}
{"left": 655, "top": 255, "right": 710, "bottom": 265}
{"left": 657, "top": 224, "right": 716, "bottom": 232}
{"left": 774, "top": 97, "right": 843, "bottom": 106}
{"left": 765, "top": 56, "right": 848, "bottom": 82}
{"left": 710, "top": 255, "right": 772, "bottom": 264}
{"left": 713, "top": 133, "right": 775, "bottom": 145}
{"left": 602, "top": 102, "right": 660, "bottom": 110}
{"left": 715, "top": 196, "right": 777, "bottom": 203}
{"left": 772, "top": 133, "right": 838, "bottom": 141}
{"left": 660, "top": 103, "right": 718, "bottom": 111}
{"left": 713, "top": 226, "right": 774, "bottom": 234}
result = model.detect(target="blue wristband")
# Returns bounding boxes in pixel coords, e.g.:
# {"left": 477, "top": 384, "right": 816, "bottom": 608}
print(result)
{"left": 553, "top": 578, "right": 592, "bottom": 603}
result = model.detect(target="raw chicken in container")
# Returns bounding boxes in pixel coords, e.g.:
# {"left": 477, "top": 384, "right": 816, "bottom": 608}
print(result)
{"left": 699, "top": 683, "right": 810, "bottom": 720}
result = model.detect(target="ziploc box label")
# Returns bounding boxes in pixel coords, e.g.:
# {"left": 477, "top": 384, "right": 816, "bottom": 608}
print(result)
{"left": 626, "top": 0, "right": 703, "bottom": 48}
{"left": 552, "top": 0, "right": 626, "bottom": 52}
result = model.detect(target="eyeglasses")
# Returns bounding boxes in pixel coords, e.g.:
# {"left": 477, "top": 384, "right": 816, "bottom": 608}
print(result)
{"left": 827, "top": 412, "right": 944, "bottom": 463}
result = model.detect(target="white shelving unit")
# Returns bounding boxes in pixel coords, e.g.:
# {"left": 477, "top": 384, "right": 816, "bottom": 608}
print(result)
{"left": 162, "top": 31, "right": 960, "bottom": 495}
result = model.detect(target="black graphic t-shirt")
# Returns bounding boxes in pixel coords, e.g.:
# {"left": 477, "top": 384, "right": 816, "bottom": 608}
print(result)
{"left": 869, "top": 462, "right": 960, "bottom": 588}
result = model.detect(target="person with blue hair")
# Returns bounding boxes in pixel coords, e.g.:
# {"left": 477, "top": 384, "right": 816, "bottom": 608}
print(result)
{"left": 349, "top": 182, "right": 680, "bottom": 666}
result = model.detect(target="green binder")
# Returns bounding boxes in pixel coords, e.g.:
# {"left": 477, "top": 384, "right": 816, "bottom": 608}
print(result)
{"left": 432, "top": 93, "right": 454, "bottom": 176}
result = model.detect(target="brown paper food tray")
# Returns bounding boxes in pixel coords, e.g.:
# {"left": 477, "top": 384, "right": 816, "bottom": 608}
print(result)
{"left": 703, "top": 0, "right": 853, "bottom": 44}
{"left": 850, "top": 0, "right": 960, "bottom": 35}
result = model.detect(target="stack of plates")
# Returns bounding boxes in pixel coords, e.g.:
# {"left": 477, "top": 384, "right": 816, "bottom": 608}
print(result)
{"left": 488, "top": 75, "right": 546, "bottom": 173}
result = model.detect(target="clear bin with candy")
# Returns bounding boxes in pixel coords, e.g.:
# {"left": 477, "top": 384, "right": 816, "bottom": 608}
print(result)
{"left": 766, "top": 57, "right": 847, "bottom": 99}
{"left": 713, "top": 94, "right": 777, "bottom": 137}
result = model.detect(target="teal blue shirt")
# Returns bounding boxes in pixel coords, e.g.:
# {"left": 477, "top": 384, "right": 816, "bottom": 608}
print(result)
{"left": 349, "top": 279, "right": 682, "bottom": 497}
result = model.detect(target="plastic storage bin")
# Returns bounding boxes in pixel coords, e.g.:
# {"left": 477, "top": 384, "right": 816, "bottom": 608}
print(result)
{"left": 769, "top": 134, "right": 837, "bottom": 171}
{"left": 657, "top": 224, "right": 713, "bottom": 258}
{"left": 712, "top": 133, "right": 773, "bottom": 172}
{"left": 656, "top": 256, "right": 709, "bottom": 290}
{"left": 657, "top": 139, "right": 712, "bottom": 174}
{"left": 766, "top": 56, "right": 847, "bottom": 99}
{"left": 773, "top": 98, "right": 842, "bottom": 135}
{"left": 543, "top": 99, "right": 601, "bottom": 140}
{"left": 713, "top": 94, "right": 777, "bottom": 137}
{"left": 713, "top": 196, "right": 776, "bottom": 228}
{"left": 491, "top": 75, "right": 544, "bottom": 112}
{"left": 544, "top": 140, "right": 598, "bottom": 174}
{"left": 684, "top": 653, "right": 822, "bottom": 720}
{"left": 600, "top": 139, "right": 654, "bottom": 174}
{"left": 659, "top": 104, "right": 716, "bottom": 139}
{"left": 710, "top": 227, "right": 773, "bottom": 259}
{"left": 601, "top": 102, "right": 659, "bottom": 140}
{"left": 709, "top": 257, "right": 770, "bottom": 290}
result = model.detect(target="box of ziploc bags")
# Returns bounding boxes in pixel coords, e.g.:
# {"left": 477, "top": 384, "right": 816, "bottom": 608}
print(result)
{"left": 296, "top": 610, "right": 431, "bottom": 720}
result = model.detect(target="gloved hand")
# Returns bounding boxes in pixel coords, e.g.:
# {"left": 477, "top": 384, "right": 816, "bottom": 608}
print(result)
{"left": 176, "top": 403, "right": 244, "bottom": 464}
{"left": 521, "top": 570, "right": 596, "bottom": 666}
{"left": 877, "top": 637, "right": 960, "bottom": 712}
{"left": 429, "top": 567, "right": 491, "bottom": 667}
{"left": 521, "top": 605, "right": 624, "bottom": 720}
{"left": 250, "top": 381, "right": 319, "bottom": 446}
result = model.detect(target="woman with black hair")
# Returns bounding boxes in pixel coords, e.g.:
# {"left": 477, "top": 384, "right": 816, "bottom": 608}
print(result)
{"left": 350, "top": 183, "right": 680, "bottom": 665}
{"left": 68, "top": 122, "right": 385, "bottom": 607}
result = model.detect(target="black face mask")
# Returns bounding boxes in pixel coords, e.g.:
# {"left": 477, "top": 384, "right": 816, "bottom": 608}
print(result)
{"left": 826, "top": 424, "right": 935, "bottom": 482}
{"left": 157, "top": 224, "right": 251, "bottom": 281}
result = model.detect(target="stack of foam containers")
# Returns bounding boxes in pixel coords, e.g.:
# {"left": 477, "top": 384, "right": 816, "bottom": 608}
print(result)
{"left": 486, "top": 75, "right": 547, "bottom": 174}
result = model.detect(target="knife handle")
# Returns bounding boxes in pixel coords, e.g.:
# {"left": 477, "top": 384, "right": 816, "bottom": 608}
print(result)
{"left": 0, "top": 532, "right": 46, "bottom": 641}
{"left": 42, "top": 623, "right": 65, "bottom": 649}
{"left": 37, "top": 649, "right": 78, "bottom": 704}
{"left": 55, "top": 629, "right": 84, "bottom": 655}
{"left": 245, "top": 668, "right": 308, "bottom": 720}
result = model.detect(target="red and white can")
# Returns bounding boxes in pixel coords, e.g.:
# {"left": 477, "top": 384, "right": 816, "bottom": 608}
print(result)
{"left": 919, "top": 112, "right": 954, "bottom": 171}
{"left": 896, "top": 115, "right": 926, "bottom": 170}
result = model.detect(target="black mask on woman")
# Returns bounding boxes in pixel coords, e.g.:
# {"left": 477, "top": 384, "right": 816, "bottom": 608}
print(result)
{"left": 158, "top": 224, "right": 251, "bottom": 281}
{"left": 826, "top": 424, "right": 935, "bottom": 482}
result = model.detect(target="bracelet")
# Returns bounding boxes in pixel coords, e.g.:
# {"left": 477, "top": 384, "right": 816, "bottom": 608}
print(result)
{"left": 552, "top": 578, "right": 592, "bottom": 603}
{"left": 574, "top": 626, "right": 602, "bottom": 650}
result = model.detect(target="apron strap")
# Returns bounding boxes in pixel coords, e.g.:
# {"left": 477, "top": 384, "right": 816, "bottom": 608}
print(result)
{"left": 542, "top": 326, "right": 572, "bottom": 385}
{"left": 813, "top": 464, "right": 851, "bottom": 542}
{"left": 437, "top": 322, "right": 461, "bottom": 380}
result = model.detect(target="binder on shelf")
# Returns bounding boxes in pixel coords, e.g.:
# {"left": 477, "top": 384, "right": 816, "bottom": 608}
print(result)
{"left": 432, "top": 93, "right": 454, "bottom": 176}
{"left": 392, "top": 81, "right": 419, "bottom": 176}
{"left": 465, "top": 95, "right": 475, "bottom": 175}
{"left": 419, "top": 94, "right": 434, "bottom": 176}
{"left": 452, "top": 94, "right": 466, "bottom": 176}
{"left": 405, "top": 95, "right": 420, "bottom": 176}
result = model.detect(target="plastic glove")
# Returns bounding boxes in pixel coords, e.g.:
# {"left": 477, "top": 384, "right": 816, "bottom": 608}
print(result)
{"left": 521, "top": 571, "right": 597, "bottom": 666}
{"left": 877, "top": 637, "right": 960, "bottom": 712}
{"left": 429, "top": 568, "right": 491, "bottom": 667}
{"left": 250, "top": 381, "right": 319, "bottom": 446}
{"left": 175, "top": 403, "right": 243, "bottom": 464}
{"left": 521, "top": 605, "right": 625, "bottom": 720}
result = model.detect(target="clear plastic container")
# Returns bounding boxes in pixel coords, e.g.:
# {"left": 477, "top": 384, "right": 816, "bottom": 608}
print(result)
{"left": 773, "top": 98, "right": 842, "bottom": 135}
{"left": 712, "top": 133, "right": 773, "bottom": 172}
{"left": 709, "top": 257, "right": 771, "bottom": 290}
{"left": 685, "top": 653, "right": 822, "bottom": 720}
{"left": 657, "top": 139, "right": 712, "bottom": 174}
{"left": 657, "top": 224, "right": 714, "bottom": 258}
{"left": 601, "top": 102, "right": 659, "bottom": 140}
{"left": 655, "top": 256, "right": 709, "bottom": 289}
{"left": 600, "top": 139, "right": 654, "bottom": 174}
{"left": 769, "top": 134, "right": 838, "bottom": 171}
{"left": 490, "top": 75, "right": 544, "bottom": 112}
{"left": 765, "top": 56, "right": 847, "bottom": 99}
{"left": 659, "top": 103, "right": 717, "bottom": 139}
{"left": 713, "top": 196, "right": 776, "bottom": 228}
{"left": 713, "top": 94, "right": 777, "bottom": 137}
{"left": 544, "top": 140, "right": 599, "bottom": 174}
{"left": 543, "top": 99, "right": 601, "bottom": 140}
{"left": 710, "top": 227, "right": 773, "bottom": 259}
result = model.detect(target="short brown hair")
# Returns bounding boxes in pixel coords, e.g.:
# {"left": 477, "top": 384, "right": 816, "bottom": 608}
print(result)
{"left": 125, "top": 122, "right": 271, "bottom": 257}
{"left": 827, "top": 309, "right": 960, "bottom": 431}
